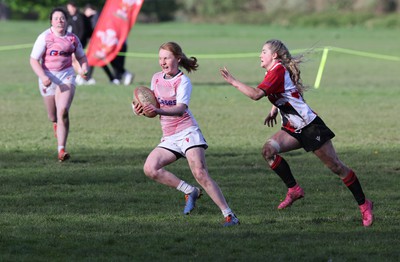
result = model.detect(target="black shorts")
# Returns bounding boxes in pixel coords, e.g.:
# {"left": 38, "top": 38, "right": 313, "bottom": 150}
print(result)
{"left": 282, "top": 116, "right": 335, "bottom": 152}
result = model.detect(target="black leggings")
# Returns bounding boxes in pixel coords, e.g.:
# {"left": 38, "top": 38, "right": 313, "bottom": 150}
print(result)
{"left": 110, "top": 42, "right": 127, "bottom": 80}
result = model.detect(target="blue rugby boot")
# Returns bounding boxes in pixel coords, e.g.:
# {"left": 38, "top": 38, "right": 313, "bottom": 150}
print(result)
{"left": 223, "top": 214, "right": 240, "bottom": 227}
{"left": 183, "top": 187, "right": 202, "bottom": 215}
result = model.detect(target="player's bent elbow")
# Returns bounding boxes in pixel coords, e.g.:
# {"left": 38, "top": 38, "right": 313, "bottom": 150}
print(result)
{"left": 249, "top": 89, "right": 265, "bottom": 101}
{"left": 249, "top": 93, "right": 264, "bottom": 101}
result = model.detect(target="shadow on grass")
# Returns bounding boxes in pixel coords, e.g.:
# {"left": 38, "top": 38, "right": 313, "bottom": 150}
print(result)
{"left": 0, "top": 145, "right": 398, "bottom": 187}
{"left": 0, "top": 146, "right": 399, "bottom": 260}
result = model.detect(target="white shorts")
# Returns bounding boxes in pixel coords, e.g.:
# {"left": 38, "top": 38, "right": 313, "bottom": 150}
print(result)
{"left": 158, "top": 126, "right": 208, "bottom": 158}
{"left": 39, "top": 67, "right": 75, "bottom": 96}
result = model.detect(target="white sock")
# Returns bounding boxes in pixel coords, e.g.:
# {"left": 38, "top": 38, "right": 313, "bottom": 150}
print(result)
{"left": 58, "top": 146, "right": 64, "bottom": 153}
{"left": 177, "top": 180, "right": 195, "bottom": 194}
{"left": 222, "top": 208, "right": 233, "bottom": 218}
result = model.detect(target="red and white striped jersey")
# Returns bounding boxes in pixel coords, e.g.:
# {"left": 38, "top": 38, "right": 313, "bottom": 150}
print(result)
{"left": 257, "top": 62, "right": 317, "bottom": 132}
{"left": 151, "top": 71, "right": 199, "bottom": 137}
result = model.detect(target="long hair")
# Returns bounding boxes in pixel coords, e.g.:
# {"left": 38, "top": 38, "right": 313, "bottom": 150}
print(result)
{"left": 159, "top": 42, "right": 199, "bottom": 73}
{"left": 266, "top": 39, "right": 307, "bottom": 95}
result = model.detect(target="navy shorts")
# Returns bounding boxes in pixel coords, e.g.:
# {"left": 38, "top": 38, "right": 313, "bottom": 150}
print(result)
{"left": 282, "top": 116, "right": 335, "bottom": 152}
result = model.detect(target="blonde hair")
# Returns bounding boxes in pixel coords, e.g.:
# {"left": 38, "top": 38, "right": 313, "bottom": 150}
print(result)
{"left": 159, "top": 42, "right": 199, "bottom": 73}
{"left": 266, "top": 39, "right": 306, "bottom": 94}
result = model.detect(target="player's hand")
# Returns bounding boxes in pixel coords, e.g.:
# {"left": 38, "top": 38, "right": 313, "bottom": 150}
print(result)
{"left": 80, "top": 70, "right": 88, "bottom": 80}
{"left": 132, "top": 101, "right": 144, "bottom": 116}
{"left": 142, "top": 104, "right": 158, "bottom": 115}
{"left": 220, "top": 66, "right": 236, "bottom": 85}
{"left": 264, "top": 109, "right": 278, "bottom": 127}
{"left": 41, "top": 76, "right": 51, "bottom": 87}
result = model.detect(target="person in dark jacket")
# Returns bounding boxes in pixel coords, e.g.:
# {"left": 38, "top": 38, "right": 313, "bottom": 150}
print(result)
{"left": 66, "top": 1, "right": 95, "bottom": 85}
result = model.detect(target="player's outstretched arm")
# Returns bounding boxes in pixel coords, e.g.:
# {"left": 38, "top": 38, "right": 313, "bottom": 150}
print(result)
{"left": 220, "top": 67, "right": 264, "bottom": 100}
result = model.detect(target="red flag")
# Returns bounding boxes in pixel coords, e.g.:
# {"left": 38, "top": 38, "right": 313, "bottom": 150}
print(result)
{"left": 86, "top": 0, "right": 144, "bottom": 67}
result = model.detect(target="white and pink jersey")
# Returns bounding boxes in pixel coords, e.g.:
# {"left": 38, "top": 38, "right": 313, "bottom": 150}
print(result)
{"left": 30, "top": 28, "right": 85, "bottom": 72}
{"left": 151, "top": 71, "right": 199, "bottom": 137}
{"left": 257, "top": 62, "right": 317, "bottom": 132}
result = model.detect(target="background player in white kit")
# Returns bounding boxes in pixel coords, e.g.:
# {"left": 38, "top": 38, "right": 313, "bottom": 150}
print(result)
{"left": 30, "top": 7, "right": 88, "bottom": 162}
{"left": 134, "top": 42, "right": 239, "bottom": 227}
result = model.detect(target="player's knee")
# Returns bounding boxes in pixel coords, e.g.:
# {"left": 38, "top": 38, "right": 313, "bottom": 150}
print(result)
{"left": 143, "top": 163, "right": 157, "bottom": 179}
{"left": 57, "top": 108, "right": 69, "bottom": 119}
{"left": 261, "top": 146, "right": 271, "bottom": 159}
{"left": 262, "top": 139, "right": 279, "bottom": 160}
{"left": 191, "top": 167, "right": 208, "bottom": 184}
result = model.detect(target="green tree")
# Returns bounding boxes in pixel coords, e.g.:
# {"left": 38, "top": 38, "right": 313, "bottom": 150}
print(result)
{"left": 4, "top": 0, "right": 178, "bottom": 21}
{"left": 5, "top": 0, "right": 106, "bottom": 20}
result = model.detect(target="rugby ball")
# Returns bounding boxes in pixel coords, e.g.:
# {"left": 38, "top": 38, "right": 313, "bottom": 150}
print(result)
{"left": 132, "top": 86, "right": 159, "bottom": 118}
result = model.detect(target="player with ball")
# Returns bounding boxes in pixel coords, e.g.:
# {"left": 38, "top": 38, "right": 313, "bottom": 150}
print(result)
{"left": 133, "top": 42, "right": 239, "bottom": 227}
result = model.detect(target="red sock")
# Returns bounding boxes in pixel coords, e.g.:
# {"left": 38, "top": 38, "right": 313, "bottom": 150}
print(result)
{"left": 270, "top": 155, "right": 297, "bottom": 188}
{"left": 341, "top": 170, "right": 366, "bottom": 205}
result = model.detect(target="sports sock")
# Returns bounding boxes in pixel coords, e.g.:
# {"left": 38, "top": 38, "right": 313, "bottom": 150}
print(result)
{"left": 53, "top": 122, "right": 57, "bottom": 138}
{"left": 341, "top": 170, "right": 366, "bottom": 205}
{"left": 177, "top": 180, "right": 195, "bottom": 194}
{"left": 57, "top": 146, "right": 64, "bottom": 153}
{"left": 270, "top": 155, "right": 297, "bottom": 188}
{"left": 222, "top": 208, "right": 233, "bottom": 218}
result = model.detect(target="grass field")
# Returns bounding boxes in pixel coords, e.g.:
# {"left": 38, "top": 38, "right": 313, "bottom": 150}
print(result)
{"left": 1, "top": 21, "right": 400, "bottom": 261}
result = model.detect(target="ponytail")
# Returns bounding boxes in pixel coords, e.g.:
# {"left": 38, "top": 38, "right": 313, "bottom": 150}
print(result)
{"left": 159, "top": 42, "right": 199, "bottom": 73}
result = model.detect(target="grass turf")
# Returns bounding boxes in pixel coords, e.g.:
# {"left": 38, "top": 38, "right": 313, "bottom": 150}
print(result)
{"left": 0, "top": 21, "right": 399, "bottom": 261}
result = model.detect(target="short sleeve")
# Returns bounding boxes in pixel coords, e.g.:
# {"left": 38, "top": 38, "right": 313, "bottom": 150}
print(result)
{"left": 73, "top": 36, "right": 86, "bottom": 59}
{"left": 257, "top": 64, "right": 285, "bottom": 95}
{"left": 30, "top": 32, "right": 47, "bottom": 60}
{"left": 176, "top": 76, "right": 192, "bottom": 106}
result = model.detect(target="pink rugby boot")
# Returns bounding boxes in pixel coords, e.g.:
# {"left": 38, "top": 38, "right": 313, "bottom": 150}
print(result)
{"left": 278, "top": 184, "right": 305, "bottom": 209}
